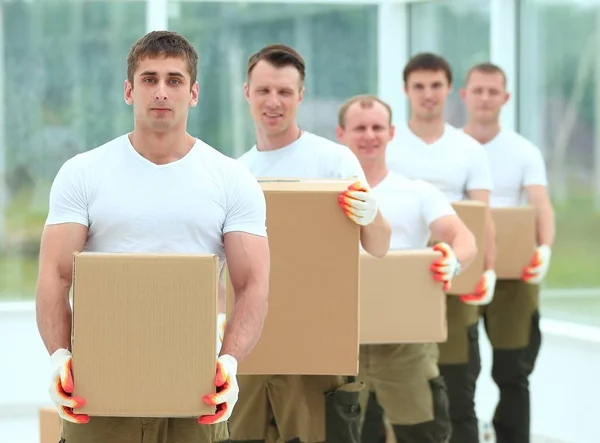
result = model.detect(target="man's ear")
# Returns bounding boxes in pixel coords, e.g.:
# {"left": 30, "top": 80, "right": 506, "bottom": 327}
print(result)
{"left": 124, "top": 80, "right": 134, "bottom": 105}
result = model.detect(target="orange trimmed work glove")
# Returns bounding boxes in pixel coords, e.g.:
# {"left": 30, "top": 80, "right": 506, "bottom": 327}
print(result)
{"left": 460, "top": 270, "right": 497, "bottom": 306}
{"left": 198, "top": 354, "right": 239, "bottom": 425}
{"left": 48, "top": 348, "right": 89, "bottom": 424}
{"left": 430, "top": 242, "right": 462, "bottom": 291}
{"left": 522, "top": 245, "right": 551, "bottom": 285}
{"left": 338, "top": 181, "right": 378, "bottom": 226}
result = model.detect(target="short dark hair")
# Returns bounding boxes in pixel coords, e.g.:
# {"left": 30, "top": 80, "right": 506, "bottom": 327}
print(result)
{"left": 247, "top": 44, "right": 306, "bottom": 82}
{"left": 338, "top": 95, "right": 393, "bottom": 128}
{"left": 465, "top": 62, "right": 507, "bottom": 86}
{"left": 403, "top": 53, "right": 452, "bottom": 84}
{"left": 127, "top": 31, "right": 199, "bottom": 87}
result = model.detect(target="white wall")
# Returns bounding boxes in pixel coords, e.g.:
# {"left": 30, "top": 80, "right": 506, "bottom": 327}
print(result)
{"left": 1, "top": 302, "right": 600, "bottom": 443}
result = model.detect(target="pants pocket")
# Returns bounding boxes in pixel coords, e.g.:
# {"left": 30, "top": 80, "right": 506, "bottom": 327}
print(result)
{"left": 324, "top": 381, "right": 364, "bottom": 443}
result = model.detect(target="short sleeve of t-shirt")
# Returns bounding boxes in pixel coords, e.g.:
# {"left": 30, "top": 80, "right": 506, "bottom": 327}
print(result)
{"left": 419, "top": 181, "right": 457, "bottom": 226}
{"left": 523, "top": 145, "right": 548, "bottom": 187}
{"left": 466, "top": 142, "right": 494, "bottom": 192}
{"left": 223, "top": 165, "right": 268, "bottom": 238}
{"left": 45, "top": 155, "right": 89, "bottom": 227}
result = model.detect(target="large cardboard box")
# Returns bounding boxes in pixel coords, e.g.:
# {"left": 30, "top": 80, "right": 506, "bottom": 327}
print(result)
{"left": 39, "top": 407, "right": 61, "bottom": 443}
{"left": 492, "top": 206, "right": 537, "bottom": 279}
{"left": 442, "top": 201, "right": 487, "bottom": 295}
{"left": 227, "top": 179, "right": 361, "bottom": 375}
{"left": 359, "top": 249, "right": 447, "bottom": 344}
{"left": 71, "top": 252, "right": 218, "bottom": 417}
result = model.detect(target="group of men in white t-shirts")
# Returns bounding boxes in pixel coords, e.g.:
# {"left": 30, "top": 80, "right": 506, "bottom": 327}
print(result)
{"left": 40, "top": 30, "right": 554, "bottom": 443}
{"left": 224, "top": 46, "right": 554, "bottom": 443}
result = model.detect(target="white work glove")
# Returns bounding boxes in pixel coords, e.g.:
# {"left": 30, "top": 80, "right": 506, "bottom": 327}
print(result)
{"left": 430, "top": 242, "right": 462, "bottom": 291}
{"left": 198, "top": 354, "right": 239, "bottom": 425}
{"left": 216, "top": 313, "right": 226, "bottom": 355}
{"left": 522, "top": 245, "right": 552, "bottom": 285}
{"left": 48, "top": 348, "right": 89, "bottom": 424}
{"left": 338, "top": 181, "right": 378, "bottom": 226}
{"left": 460, "top": 269, "right": 497, "bottom": 306}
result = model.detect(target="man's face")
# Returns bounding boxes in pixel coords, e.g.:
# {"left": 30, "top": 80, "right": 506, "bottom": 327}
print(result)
{"left": 404, "top": 69, "right": 451, "bottom": 121}
{"left": 244, "top": 60, "right": 304, "bottom": 136}
{"left": 336, "top": 101, "right": 394, "bottom": 165}
{"left": 124, "top": 55, "right": 198, "bottom": 133}
{"left": 461, "top": 70, "right": 509, "bottom": 124}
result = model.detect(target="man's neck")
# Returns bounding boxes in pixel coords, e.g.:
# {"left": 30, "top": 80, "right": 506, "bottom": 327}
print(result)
{"left": 255, "top": 123, "right": 302, "bottom": 152}
{"left": 407, "top": 116, "right": 446, "bottom": 144}
{"left": 361, "top": 162, "right": 388, "bottom": 189}
{"left": 129, "top": 127, "right": 194, "bottom": 165}
{"left": 463, "top": 121, "right": 501, "bottom": 145}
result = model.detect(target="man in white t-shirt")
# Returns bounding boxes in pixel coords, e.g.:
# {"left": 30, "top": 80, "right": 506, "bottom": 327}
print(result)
{"left": 381, "top": 53, "right": 497, "bottom": 443}
{"left": 461, "top": 62, "right": 555, "bottom": 443}
{"left": 36, "top": 31, "right": 269, "bottom": 443}
{"left": 336, "top": 94, "right": 479, "bottom": 443}
{"left": 227, "top": 44, "right": 392, "bottom": 443}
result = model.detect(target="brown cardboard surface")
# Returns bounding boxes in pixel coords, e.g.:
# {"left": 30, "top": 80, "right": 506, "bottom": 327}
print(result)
{"left": 359, "top": 249, "right": 447, "bottom": 344}
{"left": 492, "top": 206, "right": 536, "bottom": 279}
{"left": 227, "top": 178, "right": 361, "bottom": 375}
{"left": 39, "top": 407, "right": 61, "bottom": 443}
{"left": 442, "top": 201, "right": 487, "bottom": 295}
{"left": 71, "top": 252, "right": 218, "bottom": 417}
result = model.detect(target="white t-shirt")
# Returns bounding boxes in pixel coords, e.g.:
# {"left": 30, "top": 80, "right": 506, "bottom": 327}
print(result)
{"left": 45, "top": 134, "right": 267, "bottom": 269}
{"left": 238, "top": 131, "right": 367, "bottom": 182}
{"left": 386, "top": 123, "right": 493, "bottom": 201}
{"left": 480, "top": 129, "right": 548, "bottom": 207}
{"left": 372, "top": 172, "right": 456, "bottom": 250}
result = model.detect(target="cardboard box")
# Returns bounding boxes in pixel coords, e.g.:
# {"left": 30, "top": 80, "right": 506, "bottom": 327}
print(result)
{"left": 71, "top": 252, "right": 218, "bottom": 417}
{"left": 227, "top": 179, "right": 361, "bottom": 375}
{"left": 359, "top": 249, "right": 447, "bottom": 344}
{"left": 432, "top": 200, "right": 487, "bottom": 295}
{"left": 492, "top": 206, "right": 537, "bottom": 279}
{"left": 39, "top": 406, "right": 61, "bottom": 443}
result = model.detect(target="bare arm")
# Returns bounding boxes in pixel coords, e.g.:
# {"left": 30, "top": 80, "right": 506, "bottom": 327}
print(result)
{"left": 220, "top": 232, "right": 270, "bottom": 362}
{"left": 526, "top": 185, "right": 555, "bottom": 247}
{"left": 430, "top": 214, "right": 478, "bottom": 271}
{"left": 466, "top": 189, "right": 496, "bottom": 270}
{"left": 360, "top": 209, "right": 391, "bottom": 258}
{"left": 36, "top": 223, "right": 88, "bottom": 355}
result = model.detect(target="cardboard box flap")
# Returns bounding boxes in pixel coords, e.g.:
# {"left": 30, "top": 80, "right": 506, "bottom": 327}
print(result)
{"left": 258, "top": 178, "right": 355, "bottom": 192}
{"left": 72, "top": 252, "right": 218, "bottom": 417}
{"left": 359, "top": 249, "right": 447, "bottom": 344}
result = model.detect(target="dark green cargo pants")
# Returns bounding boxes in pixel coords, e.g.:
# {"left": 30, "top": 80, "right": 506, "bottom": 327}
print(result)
{"left": 480, "top": 280, "right": 542, "bottom": 443}
{"left": 228, "top": 374, "right": 364, "bottom": 443}
{"left": 61, "top": 417, "right": 229, "bottom": 442}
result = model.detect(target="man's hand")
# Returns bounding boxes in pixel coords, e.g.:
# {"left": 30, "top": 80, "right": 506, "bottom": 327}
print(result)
{"left": 48, "top": 349, "right": 89, "bottom": 424}
{"left": 216, "top": 313, "right": 226, "bottom": 355}
{"left": 460, "top": 270, "right": 497, "bottom": 306}
{"left": 522, "top": 245, "right": 552, "bottom": 285}
{"left": 198, "top": 354, "right": 239, "bottom": 425}
{"left": 431, "top": 242, "right": 462, "bottom": 291}
{"left": 338, "top": 181, "right": 378, "bottom": 226}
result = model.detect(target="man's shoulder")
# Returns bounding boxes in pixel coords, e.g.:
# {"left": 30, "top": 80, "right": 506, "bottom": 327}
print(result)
{"left": 501, "top": 129, "right": 540, "bottom": 153}
{"left": 60, "top": 134, "right": 127, "bottom": 171}
{"left": 300, "top": 132, "right": 351, "bottom": 157}
{"left": 448, "top": 125, "right": 485, "bottom": 151}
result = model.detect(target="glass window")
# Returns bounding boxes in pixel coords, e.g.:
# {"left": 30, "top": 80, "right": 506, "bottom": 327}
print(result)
{"left": 168, "top": 1, "right": 378, "bottom": 158}
{"left": 0, "top": 1, "right": 146, "bottom": 300}
{"left": 408, "top": 0, "right": 491, "bottom": 127}
{"left": 519, "top": 0, "right": 600, "bottom": 326}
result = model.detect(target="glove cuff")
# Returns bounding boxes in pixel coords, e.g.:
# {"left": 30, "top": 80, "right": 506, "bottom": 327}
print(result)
{"left": 218, "top": 354, "right": 238, "bottom": 372}
{"left": 50, "top": 348, "right": 71, "bottom": 366}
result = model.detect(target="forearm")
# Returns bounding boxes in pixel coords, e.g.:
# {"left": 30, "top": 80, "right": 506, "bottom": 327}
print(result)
{"left": 36, "top": 279, "right": 72, "bottom": 355}
{"left": 483, "top": 209, "right": 496, "bottom": 270}
{"left": 219, "top": 284, "right": 268, "bottom": 362}
{"left": 535, "top": 203, "right": 555, "bottom": 247}
{"left": 451, "top": 231, "right": 478, "bottom": 271}
{"left": 360, "top": 210, "right": 391, "bottom": 258}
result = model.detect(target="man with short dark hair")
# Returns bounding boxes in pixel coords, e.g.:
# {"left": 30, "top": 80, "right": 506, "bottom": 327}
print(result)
{"left": 228, "top": 43, "right": 392, "bottom": 443}
{"left": 37, "top": 30, "right": 269, "bottom": 443}
{"left": 461, "top": 62, "right": 554, "bottom": 443}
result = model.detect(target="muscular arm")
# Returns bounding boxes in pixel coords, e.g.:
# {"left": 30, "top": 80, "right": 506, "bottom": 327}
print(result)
{"left": 466, "top": 189, "right": 496, "bottom": 270}
{"left": 220, "top": 232, "right": 270, "bottom": 362}
{"left": 430, "top": 214, "right": 478, "bottom": 271}
{"left": 36, "top": 223, "right": 88, "bottom": 355}
{"left": 526, "top": 185, "right": 555, "bottom": 247}
{"left": 360, "top": 209, "right": 391, "bottom": 258}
